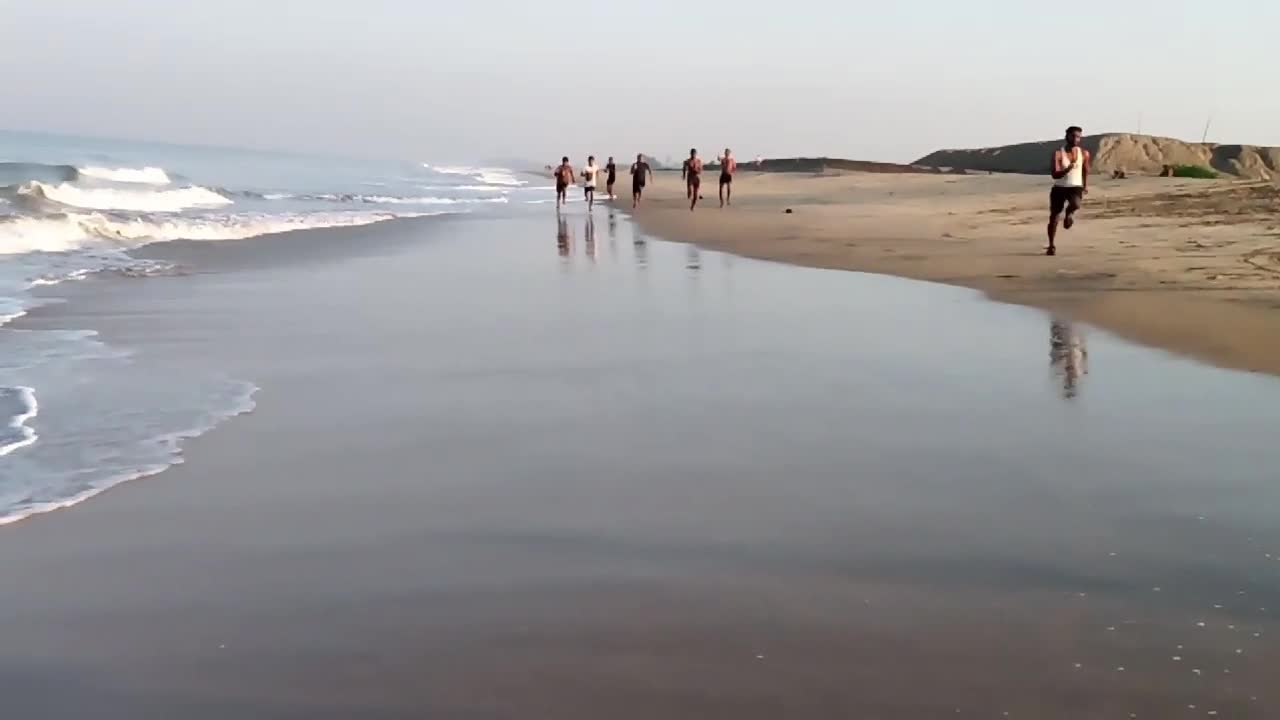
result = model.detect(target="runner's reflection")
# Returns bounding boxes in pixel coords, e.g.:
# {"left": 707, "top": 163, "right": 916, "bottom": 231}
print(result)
{"left": 557, "top": 214, "right": 571, "bottom": 259}
{"left": 1049, "top": 318, "right": 1088, "bottom": 400}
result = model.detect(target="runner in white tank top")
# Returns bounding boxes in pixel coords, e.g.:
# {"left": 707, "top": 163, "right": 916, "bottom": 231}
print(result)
{"left": 1055, "top": 148, "right": 1086, "bottom": 188}
{"left": 1047, "top": 126, "right": 1090, "bottom": 256}
{"left": 581, "top": 155, "right": 602, "bottom": 211}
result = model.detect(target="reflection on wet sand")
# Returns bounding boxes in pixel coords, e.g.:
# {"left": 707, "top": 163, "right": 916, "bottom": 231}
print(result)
{"left": 1050, "top": 318, "right": 1088, "bottom": 399}
{"left": 686, "top": 244, "right": 702, "bottom": 271}
{"left": 633, "top": 225, "right": 648, "bottom": 269}
{"left": 518, "top": 225, "right": 1277, "bottom": 717}
{"left": 557, "top": 215, "right": 571, "bottom": 259}
{"left": 585, "top": 216, "right": 598, "bottom": 262}
{"left": 607, "top": 212, "right": 620, "bottom": 259}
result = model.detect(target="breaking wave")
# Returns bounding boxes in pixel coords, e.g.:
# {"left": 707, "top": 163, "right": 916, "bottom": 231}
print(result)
{"left": 0, "top": 210, "right": 444, "bottom": 255}
{"left": 77, "top": 165, "right": 172, "bottom": 185}
{"left": 423, "top": 164, "right": 527, "bottom": 187}
{"left": 16, "top": 181, "right": 231, "bottom": 213}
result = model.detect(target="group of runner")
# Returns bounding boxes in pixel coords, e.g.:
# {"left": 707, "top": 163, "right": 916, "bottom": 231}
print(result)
{"left": 682, "top": 148, "right": 737, "bottom": 211}
{"left": 549, "top": 126, "right": 1091, "bottom": 257}
{"left": 551, "top": 148, "right": 738, "bottom": 212}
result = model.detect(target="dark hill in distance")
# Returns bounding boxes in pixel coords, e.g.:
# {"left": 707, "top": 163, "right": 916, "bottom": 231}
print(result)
{"left": 914, "top": 134, "right": 1280, "bottom": 179}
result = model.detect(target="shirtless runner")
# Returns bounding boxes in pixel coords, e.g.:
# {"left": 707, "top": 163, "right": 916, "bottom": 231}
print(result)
{"left": 717, "top": 148, "right": 737, "bottom": 208}
{"left": 553, "top": 156, "right": 574, "bottom": 210}
{"left": 681, "top": 148, "right": 703, "bottom": 211}
{"left": 630, "top": 153, "right": 653, "bottom": 209}
{"left": 1047, "top": 126, "right": 1090, "bottom": 256}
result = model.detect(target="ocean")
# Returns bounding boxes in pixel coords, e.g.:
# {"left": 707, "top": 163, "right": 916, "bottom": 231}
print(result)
{"left": 0, "top": 129, "right": 547, "bottom": 524}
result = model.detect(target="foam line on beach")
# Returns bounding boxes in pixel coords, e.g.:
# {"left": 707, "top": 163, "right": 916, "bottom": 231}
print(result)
{"left": 0, "top": 382, "right": 258, "bottom": 527}
{"left": 0, "top": 386, "right": 39, "bottom": 457}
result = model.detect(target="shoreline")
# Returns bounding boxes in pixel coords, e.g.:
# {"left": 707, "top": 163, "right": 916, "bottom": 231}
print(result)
{"left": 622, "top": 171, "right": 1280, "bottom": 377}
{"left": 1, "top": 213, "right": 451, "bottom": 529}
{"left": 3, "top": 210, "right": 1279, "bottom": 718}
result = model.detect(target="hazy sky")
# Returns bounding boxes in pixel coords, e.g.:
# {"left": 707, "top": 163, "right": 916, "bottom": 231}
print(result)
{"left": 2, "top": 0, "right": 1277, "bottom": 163}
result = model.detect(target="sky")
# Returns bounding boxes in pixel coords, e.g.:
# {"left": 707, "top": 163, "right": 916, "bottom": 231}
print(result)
{"left": 2, "top": 0, "right": 1278, "bottom": 164}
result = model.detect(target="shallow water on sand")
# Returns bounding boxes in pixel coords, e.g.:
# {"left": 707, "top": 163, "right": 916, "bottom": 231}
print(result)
{"left": 3, "top": 208, "right": 1279, "bottom": 718}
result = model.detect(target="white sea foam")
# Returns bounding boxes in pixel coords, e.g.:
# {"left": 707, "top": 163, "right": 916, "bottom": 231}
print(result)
{"left": 0, "top": 295, "right": 27, "bottom": 327}
{"left": 0, "top": 386, "right": 39, "bottom": 457}
{"left": 19, "top": 181, "right": 231, "bottom": 212}
{"left": 259, "top": 192, "right": 507, "bottom": 206}
{"left": 360, "top": 195, "right": 508, "bottom": 205}
{"left": 77, "top": 165, "right": 172, "bottom": 185}
{"left": 0, "top": 210, "right": 443, "bottom": 254}
{"left": 0, "top": 382, "right": 257, "bottom": 527}
{"left": 424, "top": 164, "right": 527, "bottom": 187}
{"left": 419, "top": 184, "right": 510, "bottom": 193}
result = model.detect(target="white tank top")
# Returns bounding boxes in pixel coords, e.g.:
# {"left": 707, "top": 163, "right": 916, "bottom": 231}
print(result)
{"left": 1055, "top": 147, "right": 1084, "bottom": 188}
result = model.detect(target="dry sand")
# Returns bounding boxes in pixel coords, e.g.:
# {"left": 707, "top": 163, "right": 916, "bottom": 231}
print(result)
{"left": 627, "top": 171, "right": 1280, "bottom": 376}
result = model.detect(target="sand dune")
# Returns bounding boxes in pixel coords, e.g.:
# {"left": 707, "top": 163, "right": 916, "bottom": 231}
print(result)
{"left": 916, "top": 133, "right": 1280, "bottom": 179}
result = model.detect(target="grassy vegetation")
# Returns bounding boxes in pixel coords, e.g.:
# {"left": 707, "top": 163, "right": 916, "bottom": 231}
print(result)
{"left": 1171, "top": 164, "right": 1220, "bottom": 179}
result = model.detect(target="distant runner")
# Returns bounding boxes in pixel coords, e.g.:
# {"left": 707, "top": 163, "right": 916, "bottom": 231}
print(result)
{"left": 717, "top": 148, "right": 737, "bottom": 208}
{"left": 630, "top": 154, "right": 653, "bottom": 209}
{"left": 605, "top": 156, "right": 617, "bottom": 200}
{"left": 554, "top": 156, "right": 574, "bottom": 210}
{"left": 1047, "top": 126, "right": 1090, "bottom": 256}
{"left": 581, "top": 156, "right": 603, "bottom": 211}
{"left": 681, "top": 148, "right": 703, "bottom": 211}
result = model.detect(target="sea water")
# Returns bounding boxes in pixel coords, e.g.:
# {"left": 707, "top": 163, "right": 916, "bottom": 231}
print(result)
{"left": 0, "top": 129, "right": 549, "bottom": 524}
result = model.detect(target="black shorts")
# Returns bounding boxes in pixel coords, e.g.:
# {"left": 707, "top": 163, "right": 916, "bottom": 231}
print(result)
{"left": 584, "top": 185, "right": 596, "bottom": 196}
{"left": 688, "top": 175, "right": 701, "bottom": 189}
{"left": 1050, "top": 186, "right": 1083, "bottom": 215}
{"left": 556, "top": 181, "right": 567, "bottom": 193}
{"left": 607, "top": 175, "right": 616, "bottom": 186}
{"left": 632, "top": 182, "right": 645, "bottom": 195}
{"left": 720, "top": 173, "right": 733, "bottom": 185}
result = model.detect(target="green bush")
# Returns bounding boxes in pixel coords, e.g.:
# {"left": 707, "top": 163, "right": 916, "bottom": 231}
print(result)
{"left": 1171, "top": 164, "right": 1219, "bottom": 179}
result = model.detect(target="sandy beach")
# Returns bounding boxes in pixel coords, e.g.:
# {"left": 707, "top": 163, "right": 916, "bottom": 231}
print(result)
{"left": 3, "top": 211, "right": 1279, "bottom": 718}
{"left": 7, "top": 3, "right": 1280, "bottom": 715}
{"left": 628, "top": 171, "right": 1280, "bottom": 376}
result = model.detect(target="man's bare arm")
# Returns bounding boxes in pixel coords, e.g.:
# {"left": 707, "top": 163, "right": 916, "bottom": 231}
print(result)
{"left": 1051, "top": 151, "right": 1073, "bottom": 180}
{"left": 1082, "top": 151, "right": 1090, "bottom": 192}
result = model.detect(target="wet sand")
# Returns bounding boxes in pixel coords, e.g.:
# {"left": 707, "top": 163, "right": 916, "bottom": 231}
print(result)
{"left": 627, "top": 171, "right": 1280, "bottom": 376}
{"left": 2, "top": 213, "right": 1279, "bottom": 718}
